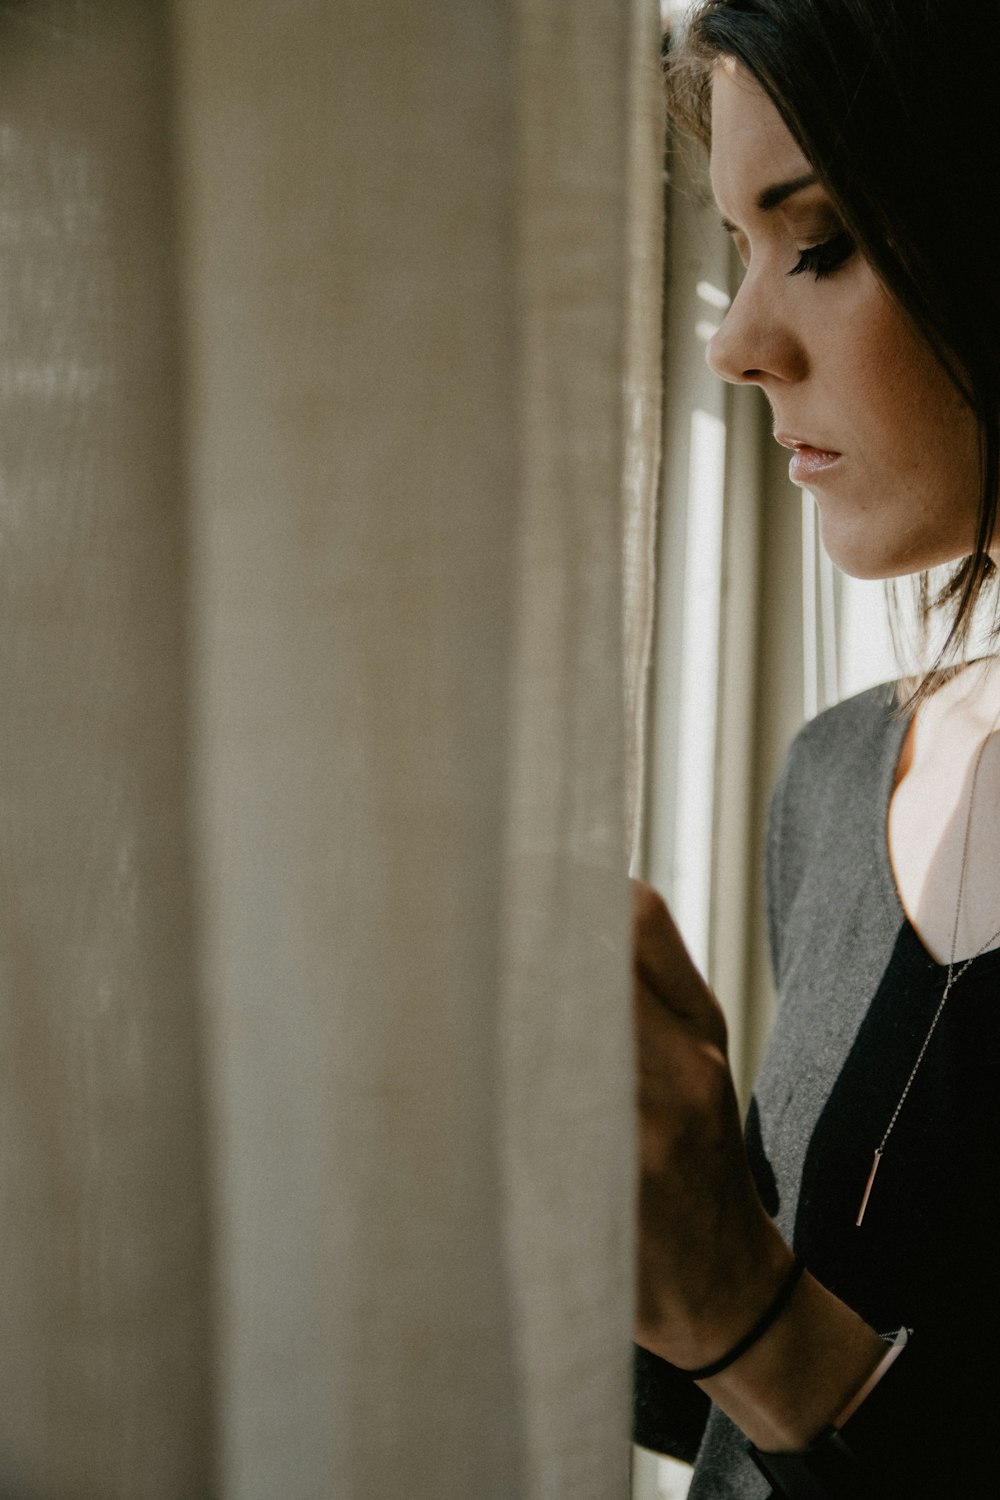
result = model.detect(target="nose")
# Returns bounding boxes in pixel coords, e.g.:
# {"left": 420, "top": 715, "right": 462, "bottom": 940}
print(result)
{"left": 706, "top": 270, "right": 807, "bottom": 387}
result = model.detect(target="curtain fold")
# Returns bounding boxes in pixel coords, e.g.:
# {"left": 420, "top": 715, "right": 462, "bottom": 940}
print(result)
{"left": 0, "top": 6, "right": 214, "bottom": 1495}
{"left": 0, "top": 2, "right": 662, "bottom": 1494}
{"left": 623, "top": 3, "right": 666, "bottom": 872}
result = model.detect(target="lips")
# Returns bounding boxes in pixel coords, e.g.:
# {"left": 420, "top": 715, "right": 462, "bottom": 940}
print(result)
{"left": 774, "top": 430, "right": 840, "bottom": 456}
{"left": 774, "top": 431, "right": 842, "bottom": 485}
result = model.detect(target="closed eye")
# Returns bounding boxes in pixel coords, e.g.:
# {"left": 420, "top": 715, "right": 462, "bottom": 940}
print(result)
{"left": 789, "top": 229, "right": 856, "bottom": 280}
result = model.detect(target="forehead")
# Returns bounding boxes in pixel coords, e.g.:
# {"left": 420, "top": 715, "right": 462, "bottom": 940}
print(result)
{"left": 709, "top": 58, "right": 813, "bottom": 214}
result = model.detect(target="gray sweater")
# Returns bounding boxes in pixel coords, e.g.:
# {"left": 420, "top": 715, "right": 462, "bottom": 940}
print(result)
{"left": 635, "top": 682, "right": 1000, "bottom": 1496}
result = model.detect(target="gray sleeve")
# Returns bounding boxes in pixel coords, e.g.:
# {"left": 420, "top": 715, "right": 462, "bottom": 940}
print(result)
{"left": 764, "top": 747, "right": 793, "bottom": 991}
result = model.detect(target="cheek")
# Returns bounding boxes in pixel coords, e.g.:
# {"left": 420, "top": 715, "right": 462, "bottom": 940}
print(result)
{"left": 858, "top": 294, "right": 973, "bottom": 468}
{"left": 853, "top": 295, "right": 979, "bottom": 508}
{"left": 884, "top": 342, "right": 979, "bottom": 513}
{"left": 816, "top": 292, "right": 982, "bottom": 578}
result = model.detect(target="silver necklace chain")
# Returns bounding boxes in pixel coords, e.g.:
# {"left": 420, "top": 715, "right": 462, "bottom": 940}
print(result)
{"left": 856, "top": 706, "right": 1000, "bottom": 1226}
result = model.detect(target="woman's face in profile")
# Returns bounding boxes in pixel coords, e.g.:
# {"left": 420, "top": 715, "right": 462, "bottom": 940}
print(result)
{"left": 706, "top": 57, "right": 982, "bottom": 582}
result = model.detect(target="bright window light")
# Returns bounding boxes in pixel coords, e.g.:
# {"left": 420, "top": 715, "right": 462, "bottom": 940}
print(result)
{"left": 672, "top": 407, "right": 727, "bottom": 972}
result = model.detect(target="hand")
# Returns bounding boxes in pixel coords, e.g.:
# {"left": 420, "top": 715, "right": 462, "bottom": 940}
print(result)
{"left": 631, "top": 879, "right": 792, "bottom": 1369}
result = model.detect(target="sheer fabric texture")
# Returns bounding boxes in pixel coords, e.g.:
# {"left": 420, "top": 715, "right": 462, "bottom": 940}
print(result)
{"left": 0, "top": 2, "right": 662, "bottom": 1495}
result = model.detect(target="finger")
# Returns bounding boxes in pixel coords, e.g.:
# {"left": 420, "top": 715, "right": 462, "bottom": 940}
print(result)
{"left": 630, "top": 879, "right": 717, "bottom": 1023}
{"left": 633, "top": 972, "right": 721, "bottom": 1098}
{"left": 633, "top": 968, "right": 690, "bottom": 1055}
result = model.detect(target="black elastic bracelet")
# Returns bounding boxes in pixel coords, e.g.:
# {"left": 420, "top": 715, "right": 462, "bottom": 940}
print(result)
{"left": 678, "top": 1255, "right": 805, "bottom": 1381}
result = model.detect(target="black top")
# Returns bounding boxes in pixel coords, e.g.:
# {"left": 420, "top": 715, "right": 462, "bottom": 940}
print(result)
{"left": 634, "top": 682, "right": 1000, "bottom": 1497}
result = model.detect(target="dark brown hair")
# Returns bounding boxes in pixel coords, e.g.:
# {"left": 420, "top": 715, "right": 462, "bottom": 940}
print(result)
{"left": 665, "top": 0, "right": 1000, "bottom": 697}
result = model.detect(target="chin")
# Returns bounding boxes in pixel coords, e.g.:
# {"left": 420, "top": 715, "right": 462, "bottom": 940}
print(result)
{"left": 817, "top": 511, "right": 971, "bottom": 582}
{"left": 816, "top": 525, "right": 903, "bottom": 581}
{"left": 823, "top": 550, "right": 919, "bottom": 582}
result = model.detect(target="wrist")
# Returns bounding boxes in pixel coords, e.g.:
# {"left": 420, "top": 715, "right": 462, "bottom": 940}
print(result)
{"left": 639, "top": 1212, "right": 794, "bottom": 1371}
{"left": 698, "top": 1269, "right": 886, "bottom": 1451}
{"left": 746, "top": 1329, "right": 910, "bottom": 1500}
{"left": 676, "top": 1254, "right": 805, "bottom": 1381}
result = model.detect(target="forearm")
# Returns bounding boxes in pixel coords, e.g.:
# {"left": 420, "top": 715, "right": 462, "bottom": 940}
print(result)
{"left": 697, "top": 1263, "right": 886, "bottom": 1451}
{"left": 630, "top": 881, "right": 900, "bottom": 1463}
{"left": 638, "top": 1213, "right": 887, "bottom": 1455}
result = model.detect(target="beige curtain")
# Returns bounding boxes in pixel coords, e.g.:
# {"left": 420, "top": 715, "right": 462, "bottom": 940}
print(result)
{"left": 0, "top": 2, "right": 662, "bottom": 1495}
{"left": 623, "top": 7, "right": 666, "bottom": 870}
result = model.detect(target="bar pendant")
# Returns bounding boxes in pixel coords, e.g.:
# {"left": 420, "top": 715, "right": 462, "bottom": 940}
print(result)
{"left": 856, "top": 1149, "right": 882, "bottom": 1227}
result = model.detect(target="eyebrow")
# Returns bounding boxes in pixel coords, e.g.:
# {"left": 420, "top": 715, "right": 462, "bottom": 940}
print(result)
{"left": 719, "top": 172, "right": 819, "bottom": 234}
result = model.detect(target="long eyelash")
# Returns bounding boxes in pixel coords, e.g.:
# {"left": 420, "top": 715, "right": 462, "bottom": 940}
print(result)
{"left": 789, "top": 230, "right": 856, "bottom": 281}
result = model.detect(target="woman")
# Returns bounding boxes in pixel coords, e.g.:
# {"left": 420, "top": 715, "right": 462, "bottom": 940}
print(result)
{"left": 633, "top": 3, "right": 1000, "bottom": 1496}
